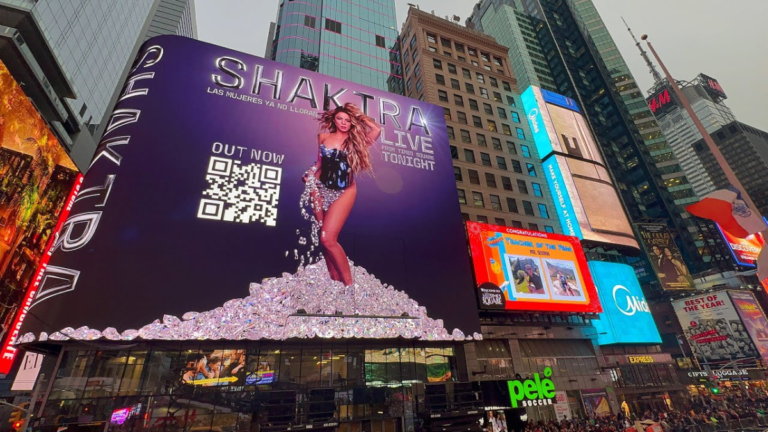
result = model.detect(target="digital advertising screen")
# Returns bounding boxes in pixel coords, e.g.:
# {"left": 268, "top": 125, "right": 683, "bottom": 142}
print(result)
{"left": 587, "top": 261, "right": 661, "bottom": 345}
{"left": 467, "top": 221, "right": 601, "bottom": 314}
{"left": 718, "top": 222, "right": 765, "bottom": 267}
{"left": 636, "top": 223, "right": 694, "bottom": 290}
{"left": 0, "top": 60, "right": 82, "bottom": 373}
{"left": 729, "top": 290, "right": 768, "bottom": 364}
{"left": 521, "top": 86, "right": 639, "bottom": 252}
{"left": 15, "top": 36, "right": 480, "bottom": 345}
{"left": 673, "top": 292, "right": 760, "bottom": 369}
{"left": 182, "top": 349, "right": 247, "bottom": 387}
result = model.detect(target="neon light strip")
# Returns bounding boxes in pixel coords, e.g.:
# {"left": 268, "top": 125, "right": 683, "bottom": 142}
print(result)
{"left": 273, "top": 48, "right": 402, "bottom": 79}
{"left": 0, "top": 174, "right": 84, "bottom": 374}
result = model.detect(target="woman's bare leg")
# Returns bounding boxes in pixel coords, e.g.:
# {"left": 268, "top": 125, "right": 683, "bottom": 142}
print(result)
{"left": 310, "top": 189, "right": 341, "bottom": 281}
{"left": 320, "top": 184, "right": 357, "bottom": 286}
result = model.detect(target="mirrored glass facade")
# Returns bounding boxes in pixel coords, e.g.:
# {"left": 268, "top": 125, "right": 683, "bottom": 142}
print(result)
{"left": 270, "top": 0, "right": 402, "bottom": 92}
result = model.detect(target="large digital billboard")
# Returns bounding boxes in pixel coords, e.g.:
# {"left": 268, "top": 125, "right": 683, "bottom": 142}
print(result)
{"left": 521, "top": 86, "right": 639, "bottom": 252}
{"left": 0, "top": 60, "right": 82, "bottom": 372}
{"left": 587, "top": 261, "right": 661, "bottom": 345}
{"left": 718, "top": 223, "right": 764, "bottom": 267}
{"left": 14, "top": 36, "right": 480, "bottom": 345}
{"left": 673, "top": 291, "right": 760, "bottom": 369}
{"left": 729, "top": 291, "right": 768, "bottom": 364}
{"left": 635, "top": 223, "right": 694, "bottom": 290}
{"left": 467, "top": 221, "right": 601, "bottom": 314}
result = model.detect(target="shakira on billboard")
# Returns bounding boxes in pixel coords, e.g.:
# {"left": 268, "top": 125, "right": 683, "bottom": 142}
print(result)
{"left": 13, "top": 36, "right": 481, "bottom": 348}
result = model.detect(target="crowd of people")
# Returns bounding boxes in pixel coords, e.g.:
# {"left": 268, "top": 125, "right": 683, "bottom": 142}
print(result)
{"left": 523, "top": 393, "right": 768, "bottom": 432}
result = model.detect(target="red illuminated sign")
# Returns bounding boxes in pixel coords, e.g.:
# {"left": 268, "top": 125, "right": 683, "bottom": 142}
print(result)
{"left": 648, "top": 88, "right": 675, "bottom": 114}
{"left": 0, "top": 175, "right": 83, "bottom": 374}
{"left": 700, "top": 74, "right": 727, "bottom": 100}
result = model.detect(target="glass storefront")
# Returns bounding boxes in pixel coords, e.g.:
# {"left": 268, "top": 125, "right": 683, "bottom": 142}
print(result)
{"left": 39, "top": 341, "right": 458, "bottom": 432}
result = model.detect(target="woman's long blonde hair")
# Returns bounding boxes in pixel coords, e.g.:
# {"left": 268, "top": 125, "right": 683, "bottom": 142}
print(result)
{"left": 318, "top": 103, "right": 374, "bottom": 174}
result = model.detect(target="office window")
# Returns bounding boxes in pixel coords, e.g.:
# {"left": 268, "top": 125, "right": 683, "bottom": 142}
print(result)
{"left": 529, "top": 223, "right": 539, "bottom": 231}
{"left": 410, "top": 35, "right": 417, "bottom": 48}
{"left": 325, "top": 19, "right": 342, "bottom": 33}
{"left": 458, "top": 189, "right": 467, "bottom": 205}
{"left": 517, "top": 180, "right": 529, "bottom": 194}
{"left": 406, "top": 79, "right": 412, "bottom": 90}
{"left": 492, "top": 137, "right": 502, "bottom": 151}
{"left": 464, "top": 148, "right": 475, "bottom": 162}
{"left": 481, "top": 52, "right": 490, "bottom": 62}
{"left": 497, "top": 107, "right": 507, "bottom": 119}
{"left": 490, "top": 77, "right": 498, "bottom": 88}
{"left": 375, "top": 35, "right": 386, "bottom": 48}
{"left": 473, "top": 192, "right": 484, "bottom": 208}
{"left": 455, "top": 43, "right": 465, "bottom": 53}
{"left": 412, "top": 50, "right": 418, "bottom": 61}
{"left": 427, "top": 33, "right": 437, "bottom": 44}
{"left": 523, "top": 200, "right": 535, "bottom": 216}
{"left": 405, "top": 64, "right": 411, "bottom": 76}
{"left": 526, "top": 163, "right": 537, "bottom": 177}
{"left": 502, "top": 176, "right": 513, "bottom": 191}
{"left": 466, "top": 83, "right": 475, "bottom": 94}
{"left": 516, "top": 128, "right": 526, "bottom": 139}
{"left": 443, "top": 108, "right": 451, "bottom": 121}
{"left": 450, "top": 144, "right": 458, "bottom": 158}
{"left": 512, "top": 160, "right": 523, "bottom": 173}
{"left": 404, "top": 49, "right": 410, "bottom": 64}
{"left": 443, "top": 50, "right": 453, "bottom": 58}
{"left": 468, "top": 169, "right": 480, "bottom": 185}
{"left": 544, "top": 226, "right": 555, "bottom": 233}
{"left": 416, "top": 79, "right": 423, "bottom": 92}
{"left": 461, "top": 130, "right": 472, "bottom": 144}
{"left": 441, "top": 38, "right": 452, "bottom": 48}
{"left": 503, "top": 82, "right": 512, "bottom": 92}
{"left": 506, "top": 95, "right": 516, "bottom": 106}
{"left": 462, "top": 68, "right": 471, "bottom": 79}
{"left": 477, "top": 133, "right": 487, "bottom": 147}
{"left": 454, "top": 166, "right": 463, "bottom": 182}
{"left": 480, "top": 152, "right": 492, "bottom": 167}
{"left": 483, "top": 103, "right": 493, "bottom": 115}
{"left": 451, "top": 78, "right": 460, "bottom": 90}
{"left": 436, "top": 74, "right": 445, "bottom": 85}
{"left": 512, "top": 220, "right": 524, "bottom": 228}
{"left": 458, "top": 56, "right": 466, "bottom": 62}
{"left": 454, "top": 94, "right": 464, "bottom": 106}
{"left": 538, "top": 204, "right": 550, "bottom": 219}
{"left": 304, "top": 15, "right": 317, "bottom": 28}
{"left": 458, "top": 112, "right": 467, "bottom": 124}
{"left": 495, "top": 218, "right": 506, "bottom": 226}
{"left": 448, "top": 63, "right": 457, "bottom": 74}
{"left": 472, "top": 60, "right": 479, "bottom": 67}
{"left": 414, "top": 64, "right": 421, "bottom": 77}
{"left": 512, "top": 112, "right": 521, "bottom": 123}
{"left": 496, "top": 156, "right": 508, "bottom": 170}
{"left": 494, "top": 56, "right": 503, "bottom": 66}
{"left": 532, "top": 182, "right": 543, "bottom": 197}
{"left": 491, "top": 92, "right": 500, "bottom": 102}
{"left": 502, "top": 124, "right": 512, "bottom": 136}
{"left": 476, "top": 73, "right": 485, "bottom": 84}
{"left": 468, "top": 47, "right": 477, "bottom": 56}
{"left": 488, "top": 120, "right": 497, "bottom": 132}
{"left": 490, "top": 194, "right": 502, "bottom": 210}
{"left": 473, "top": 116, "right": 483, "bottom": 128}
{"left": 434, "top": 59, "right": 443, "bottom": 69}
{"left": 438, "top": 90, "right": 448, "bottom": 102}
{"left": 447, "top": 127, "right": 456, "bottom": 141}
{"left": 469, "top": 99, "right": 479, "bottom": 111}
{"left": 477, "top": 215, "right": 488, "bottom": 223}
{"left": 428, "top": 46, "right": 437, "bottom": 52}
{"left": 506, "top": 197, "right": 519, "bottom": 213}
{"left": 485, "top": 173, "right": 497, "bottom": 188}
{"left": 462, "top": 213, "right": 470, "bottom": 221}
{"left": 507, "top": 141, "right": 517, "bottom": 155}
{"left": 480, "top": 87, "right": 489, "bottom": 99}
{"left": 484, "top": 65, "right": 492, "bottom": 71}
{"left": 521, "top": 145, "right": 531, "bottom": 158}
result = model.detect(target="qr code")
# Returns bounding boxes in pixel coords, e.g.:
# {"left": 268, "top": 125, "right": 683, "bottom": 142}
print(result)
{"left": 197, "top": 156, "right": 282, "bottom": 226}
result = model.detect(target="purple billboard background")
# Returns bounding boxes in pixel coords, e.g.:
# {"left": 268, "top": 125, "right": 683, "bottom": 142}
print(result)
{"left": 19, "top": 36, "right": 479, "bottom": 340}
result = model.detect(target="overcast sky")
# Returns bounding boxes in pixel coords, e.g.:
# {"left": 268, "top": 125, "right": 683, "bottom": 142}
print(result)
{"left": 196, "top": 0, "right": 767, "bottom": 131}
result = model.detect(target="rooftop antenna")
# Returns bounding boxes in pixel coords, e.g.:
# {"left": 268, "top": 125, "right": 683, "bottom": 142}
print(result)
{"left": 622, "top": 17, "right": 663, "bottom": 83}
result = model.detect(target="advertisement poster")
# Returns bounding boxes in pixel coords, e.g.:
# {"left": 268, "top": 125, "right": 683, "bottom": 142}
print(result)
{"left": 581, "top": 389, "right": 611, "bottom": 417}
{"left": 16, "top": 36, "right": 480, "bottom": 344}
{"left": 718, "top": 223, "right": 764, "bottom": 267}
{"left": 467, "top": 221, "right": 601, "bottom": 313}
{"left": 673, "top": 292, "right": 760, "bottom": 369}
{"left": 729, "top": 290, "right": 768, "bottom": 364}
{"left": 635, "top": 223, "right": 694, "bottom": 290}
{"left": 554, "top": 391, "right": 571, "bottom": 421}
{"left": 587, "top": 262, "right": 661, "bottom": 345}
{"left": 0, "top": 60, "right": 80, "bottom": 368}
{"left": 483, "top": 410, "right": 509, "bottom": 432}
{"left": 182, "top": 349, "right": 247, "bottom": 387}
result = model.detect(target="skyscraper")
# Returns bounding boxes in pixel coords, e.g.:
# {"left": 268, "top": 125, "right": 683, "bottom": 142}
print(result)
{"left": 467, "top": 0, "right": 724, "bottom": 279}
{"left": 269, "top": 0, "right": 402, "bottom": 92}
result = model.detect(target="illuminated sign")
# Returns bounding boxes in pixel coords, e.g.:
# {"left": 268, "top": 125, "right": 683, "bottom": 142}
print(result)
{"left": 636, "top": 223, "right": 694, "bottom": 290}
{"left": 588, "top": 261, "right": 661, "bottom": 345}
{"left": 508, "top": 367, "right": 556, "bottom": 408}
{"left": 110, "top": 404, "right": 141, "bottom": 425}
{"left": 628, "top": 356, "right": 654, "bottom": 364}
{"left": 11, "top": 352, "right": 43, "bottom": 391}
{"left": 700, "top": 73, "right": 727, "bottom": 100}
{"left": 521, "top": 86, "right": 639, "bottom": 251}
{"left": 718, "top": 222, "right": 765, "bottom": 267}
{"left": 647, "top": 87, "right": 676, "bottom": 115}
{"left": 467, "top": 221, "right": 601, "bottom": 313}
{"left": 730, "top": 290, "right": 768, "bottom": 364}
{"left": 17, "top": 36, "right": 480, "bottom": 344}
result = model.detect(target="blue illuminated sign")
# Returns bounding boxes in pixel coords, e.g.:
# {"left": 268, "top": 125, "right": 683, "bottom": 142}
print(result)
{"left": 588, "top": 261, "right": 661, "bottom": 345}
{"left": 521, "top": 86, "right": 555, "bottom": 157}
{"left": 542, "top": 158, "right": 582, "bottom": 239}
{"left": 541, "top": 89, "right": 580, "bottom": 113}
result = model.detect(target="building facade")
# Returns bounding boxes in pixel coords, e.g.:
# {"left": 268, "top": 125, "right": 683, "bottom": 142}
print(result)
{"left": 466, "top": 0, "right": 727, "bottom": 282}
{"left": 269, "top": 0, "right": 402, "bottom": 93}
{"left": 144, "top": 0, "right": 198, "bottom": 41}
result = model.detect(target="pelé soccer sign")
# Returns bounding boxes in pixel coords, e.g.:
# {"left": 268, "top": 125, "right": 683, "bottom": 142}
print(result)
{"left": 507, "top": 367, "right": 556, "bottom": 408}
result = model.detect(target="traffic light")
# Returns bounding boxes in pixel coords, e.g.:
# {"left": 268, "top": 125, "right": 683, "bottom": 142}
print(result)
{"left": 8, "top": 402, "right": 28, "bottom": 431}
